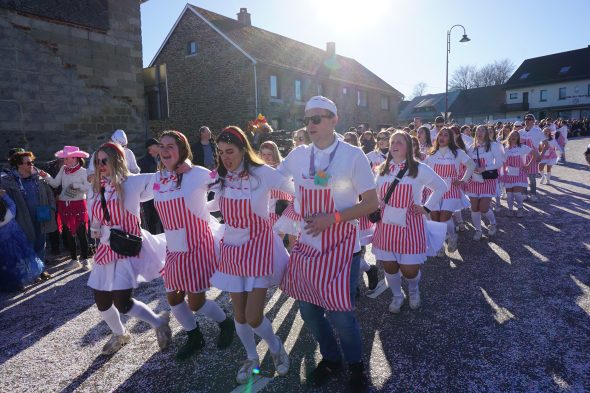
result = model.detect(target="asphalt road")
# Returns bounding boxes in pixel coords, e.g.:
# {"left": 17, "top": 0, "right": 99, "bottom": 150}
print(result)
{"left": 1, "top": 138, "right": 589, "bottom": 393}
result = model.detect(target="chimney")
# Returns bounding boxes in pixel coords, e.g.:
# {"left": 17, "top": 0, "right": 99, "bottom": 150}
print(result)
{"left": 326, "top": 42, "right": 336, "bottom": 58}
{"left": 237, "top": 8, "right": 251, "bottom": 26}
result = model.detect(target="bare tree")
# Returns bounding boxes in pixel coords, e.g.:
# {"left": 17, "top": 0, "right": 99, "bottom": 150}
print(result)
{"left": 449, "top": 59, "right": 515, "bottom": 90}
{"left": 411, "top": 82, "right": 428, "bottom": 98}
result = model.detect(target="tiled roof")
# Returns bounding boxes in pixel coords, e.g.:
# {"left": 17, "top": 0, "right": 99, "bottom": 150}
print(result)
{"left": 505, "top": 46, "right": 590, "bottom": 88}
{"left": 398, "top": 91, "right": 460, "bottom": 121}
{"left": 186, "top": 4, "right": 402, "bottom": 97}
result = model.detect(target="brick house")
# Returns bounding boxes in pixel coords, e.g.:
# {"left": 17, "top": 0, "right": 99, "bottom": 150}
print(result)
{"left": 146, "top": 4, "right": 403, "bottom": 137}
{"left": 0, "top": 0, "right": 147, "bottom": 159}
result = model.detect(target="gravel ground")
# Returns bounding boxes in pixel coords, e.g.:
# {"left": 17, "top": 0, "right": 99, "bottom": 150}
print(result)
{"left": 1, "top": 138, "right": 589, "bottom": 393}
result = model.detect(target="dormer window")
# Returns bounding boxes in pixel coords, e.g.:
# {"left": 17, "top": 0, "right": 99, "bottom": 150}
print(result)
{"left": 559, "top": 66, "right": 571, "bottom": 74}
{"left": 519, "top": 73, "right": 530, "bottom": 80}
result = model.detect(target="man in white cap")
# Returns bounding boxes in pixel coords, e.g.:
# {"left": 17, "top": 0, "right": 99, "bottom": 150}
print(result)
{"left": 278, "top": 96, "right": 377, "bottom": 389}
{"left": 88, "top": 129, "right": 140, "bottom": 177}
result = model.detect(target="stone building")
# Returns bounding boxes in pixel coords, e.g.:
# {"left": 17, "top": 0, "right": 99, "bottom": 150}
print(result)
{"left": 146, "top": 4, "right": 403, "bottom": 137}
{"left": 0, "top": 0, "right": 147, "bottom": 160}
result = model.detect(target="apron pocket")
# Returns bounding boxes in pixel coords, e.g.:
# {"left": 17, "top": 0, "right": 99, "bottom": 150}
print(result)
{"left": 507, "top": 166, "right": 520, "bottom": 176}
{"left": 472, "top": 173, "right": 484, "bottom": 183}
{"left": 382, "top": 206, "right": 407, "bottom": 227}
{"left": 223, "top": 226, "right": 250, "bottom": 247}
{"left": 166, "top": 228, "right": 189, "bottom": 252}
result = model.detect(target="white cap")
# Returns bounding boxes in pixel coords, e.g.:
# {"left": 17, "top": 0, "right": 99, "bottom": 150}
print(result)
{"left": 111, "top": 129, "right": 128, "bottom": 146}
{"left": 305, "top": 96, "right": 337, "bottom": 116}
{"left": 514, "top": 121, "right": 523, "bottom": 127}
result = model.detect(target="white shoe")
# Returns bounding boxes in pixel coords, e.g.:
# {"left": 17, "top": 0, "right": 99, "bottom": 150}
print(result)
{"left": 409, "top": 291, "right": 421, "bottom": 310}
{"left": 81, "top": 259, "right": 92, "bottom": 271}
{"left": 101, "top": 332, "right": 131, "bottom": 355}
{"left": 270, "top": 337, "right": 290, "bottom": 376}
{"left": 388, "top": 292, "right": 406, "bottom": 314}
{"left": 488, "top": 225, "right": 497, "bottom": 237}
{"left": 540, "top": 175, "right": 547, "bottom": 184}
{"left": 64, "top": 259, "right": 82, "bottom": 271}
{"left": 473, "top": 230, "right": 482, "bottom": 241}
{"left": 447, "top": 236, "right": 458, "bottom": 253}
{"left": 546, "top": 179, "right": 551, "bottom": 185}
{"left": 236, "top": 358, "right": 260, "bottom": 384}
{"left": 155, "top": 311, "right": 172, "bottom": 350}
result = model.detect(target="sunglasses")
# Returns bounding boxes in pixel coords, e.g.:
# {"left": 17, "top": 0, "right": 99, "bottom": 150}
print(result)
{"left": 21, "top": 161, "right": 34, "bottom": 166}
{"left": 96, "top": 158, "right": 108, "bottom": 166}
{"left": 294, "top": 137, "right": 305, "bottom": 141}
{"left": 377, "top": 137, "right": 389, "bottom": 141}
{"left": 303, "top": 114, "right": 333, "bottom": 125}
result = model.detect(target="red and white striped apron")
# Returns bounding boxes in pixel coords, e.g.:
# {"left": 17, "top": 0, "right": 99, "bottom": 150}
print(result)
{"left": 154, "top": 196, "right": 216, "bottom": 293}
{"left": 541, "top": 142, "right": 558, "bottom": 161}
{"left": 217, "top": 182, "right": 274, "bottom": 277}
{"left": 91, "top": 186, "right": 141, "bottom": 266}
{"left": 466, "top": 157, "right": 497, "bottom": 196}
{"left": 269, "top": 188, "right": 294, "bottom": 227}
{"left": 281, "top": 201, "right": 301, "bottom": 222}
{"left": 372, "top": 181, "right": 426, "bottom": 255}
{"left": 521, "top": 134, "right": 539, "bottom": 175}
{"left": 502, "top": 150, "right": 528, "bottom": 186}
{"left": 281, "top": 178, "right": 357, "bottom": 312}
{"left": 433, "top": 160, "right": 462, "bottom": 201}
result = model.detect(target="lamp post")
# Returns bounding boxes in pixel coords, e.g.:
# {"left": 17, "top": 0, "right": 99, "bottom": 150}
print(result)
{"left": 445, "top": 24, "right": 470, "bottom": 123}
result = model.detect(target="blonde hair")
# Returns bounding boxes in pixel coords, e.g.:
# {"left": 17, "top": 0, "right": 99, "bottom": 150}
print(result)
{"left": 92, "top": 143, "right": 129, "bottom": 206}
{"left": 378, "top": 131, "right": 419, "bottom": 178}
{"left": 259, "top": 140, "right": 283, "bottom": 166}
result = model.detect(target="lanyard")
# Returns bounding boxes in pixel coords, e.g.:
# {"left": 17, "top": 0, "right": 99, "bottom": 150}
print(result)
{"left": 308, "top": 141, "right": 340, "bottom": 177}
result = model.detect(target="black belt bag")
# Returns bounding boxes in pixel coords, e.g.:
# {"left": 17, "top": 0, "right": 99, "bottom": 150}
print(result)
{"left": 100, "top": 186, "right": 143, "bottom": 257}
{"left": 368, "top": 166, "right": 408, "bottom": 224}
{"left": 476, "top": 147, "right": 499, "bottom": 180}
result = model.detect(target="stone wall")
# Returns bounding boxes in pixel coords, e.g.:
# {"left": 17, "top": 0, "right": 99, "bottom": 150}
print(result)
{"left": 0, "top": 0, "right": 146, "bottom": 160}
{"left": 148, "top": 10, "right": 256, "bottom": 142}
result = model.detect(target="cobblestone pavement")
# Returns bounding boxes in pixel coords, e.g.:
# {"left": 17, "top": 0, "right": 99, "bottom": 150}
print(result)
{"left": 1, "top": 138, "right": 589, "bottom": 393}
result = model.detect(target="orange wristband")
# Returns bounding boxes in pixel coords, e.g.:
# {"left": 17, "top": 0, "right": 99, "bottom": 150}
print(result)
{"left": 334, "top": 211, "right": 341, "bottom": 223}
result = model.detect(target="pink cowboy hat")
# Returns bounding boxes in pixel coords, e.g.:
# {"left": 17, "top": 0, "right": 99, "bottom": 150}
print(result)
{"left": 54, "top": 146, "right": 90, "bottom": 159}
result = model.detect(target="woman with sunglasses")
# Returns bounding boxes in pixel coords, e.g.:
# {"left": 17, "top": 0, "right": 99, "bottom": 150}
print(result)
{"left": 466, "top": 125, "right": 504, "bottom": 240}
{"left": 367, "top": 130, "right": 392, "bottom": 169}
{"left": 424, "top": 127, "right": 475, "bottom": 255}
{"left": 152, "top": 130, "right": 234, "bottom": 361}
{"left": 372, "top": 132, "right": 447, "bottom": 313}
{"left": 502, "top": 130, "right": 538, "bottom": 217}
{"left": 87, "top": 142, "right": 171, "bottom": 356}
{"left": 209, "top": 126, "right": 293, "bottom": 384}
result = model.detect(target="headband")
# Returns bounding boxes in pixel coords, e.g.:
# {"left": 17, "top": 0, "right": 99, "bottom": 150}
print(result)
{"left": 220, "top": 127, "right": 246, "bottom": 144}
{"left": 169, "top": 130, "right": 190, "bottom": 146}
{"left": 101, "top": 142, "right": 125, "bottom": 158}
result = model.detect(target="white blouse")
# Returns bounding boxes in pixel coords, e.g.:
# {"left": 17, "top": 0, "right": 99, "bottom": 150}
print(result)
{"left": 468, "top": 142, "right": 504, "bottom": 171}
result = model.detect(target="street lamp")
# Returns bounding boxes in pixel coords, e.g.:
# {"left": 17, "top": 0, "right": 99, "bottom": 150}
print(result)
{"left": 445, "top": 24, "right": 470, "bottom": 123}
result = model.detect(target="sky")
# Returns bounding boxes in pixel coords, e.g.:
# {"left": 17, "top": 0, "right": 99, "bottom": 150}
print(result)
{"left": 141, "top": 0, "right": 590, "bottom": 99}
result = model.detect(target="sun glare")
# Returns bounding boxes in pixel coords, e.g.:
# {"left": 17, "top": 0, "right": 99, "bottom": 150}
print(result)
{"left": 310, "top": 0, "right": 391, "bottom": 33}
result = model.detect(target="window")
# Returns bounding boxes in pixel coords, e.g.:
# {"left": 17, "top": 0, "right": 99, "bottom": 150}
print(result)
{"left": 519, "top": 73, "right": 530, "bottom": 80}
{"left": 559, "top": 66, "right": 571, "bottom": 74}
{"left": 143, "top": 64, "right": 169, "bottom": 120}
{"left": 187, "top": 41, "right": 197, "bottom": 55}
{"left": 317, "top": 83, "right": 324, "bottom": 96}
{"left": 270, "top": 75, "right": 280, "bottom": 98}
{"left": 559, "top": 87, "right": 566, "bottom": 100}
{"left": 295, "top": 79, "right": 303, "bottom": 101}
{"left": 357, "top": 90, "right": 367, "bottom": 107}
{"left": 509, "top": 92, "right": 518, "bottom": 100}
{"left": 342, "top": 87, "right": 348, "bottom": 96}
{"left": 540, "top": 90, "right": 547, "bottom": 102}
{"left": 380, "top": 95, "right": 390, "bottom": 111}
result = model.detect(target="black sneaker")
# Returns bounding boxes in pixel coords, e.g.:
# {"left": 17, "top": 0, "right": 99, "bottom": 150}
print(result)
{"left": 217, "top": 317, "right": 235, "bottom": 349}
{"left": 366, "top": 265, "right": 379, "bottom": 290}
{"left": 176, "top": 327, "right": 205, "bottom": 361}
{"left": 306, "top": 359, "right": 342, "bottom": 387}
{"left": 349, "top": 362, "right": 369, "bottom": 391}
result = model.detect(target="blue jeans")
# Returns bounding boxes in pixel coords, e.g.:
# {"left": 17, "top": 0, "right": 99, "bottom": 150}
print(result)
{"left": 33, "top": 224, "right": 46, "bottom": 262}
{"left": 298, "top": 252, "right": 362, "bottom": 364}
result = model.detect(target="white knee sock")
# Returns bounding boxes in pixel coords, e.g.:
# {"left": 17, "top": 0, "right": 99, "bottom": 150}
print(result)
{"left": 100, "top": 306, "right": 125, "bottom": 335}
{"left": 515, "top": 193, "right": 524, "bottom": 209}
{"left": 546, "top": 173, "right": 551, "bottom": 182}
{"left": 445, "top": 219, "right": 456, "bottom": 240}
{"left": 384, "top": 271, "right": 403, "bottom": 297}
{"left": 171, "top": 301, "right": 197, "bottom": 331}
{"left": 453, "top": 210, "right": 464, "bottom": 224}
{"left": 359, "top": 257, "right": 370, "bottom": 273}
{"left": 404, "top": 271, "right": 421, "bottom": 296}
{"left": 252, "top": 317, "right": 280, "bottom": 353}
{"left": 506, "top": 192, "right": 514, "bottom": 210}
{"left": 125, "top": 300, "right": 163, "bottom": 328}
{"left": 485, "top": 210, "right": 496, "bottom": 225}
{"left": 471, "top": 211, "right": 482, "bottom": 231}
{"left": 196, "top": 300, "right": 226, "bottom": 323}
{"left": 235, "top": 319, "right": 258, "bottom": 360}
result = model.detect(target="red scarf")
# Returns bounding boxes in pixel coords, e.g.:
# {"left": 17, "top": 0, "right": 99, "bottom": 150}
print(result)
{"left": 64, "top": 164, "right": 81, "bottom": 175}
